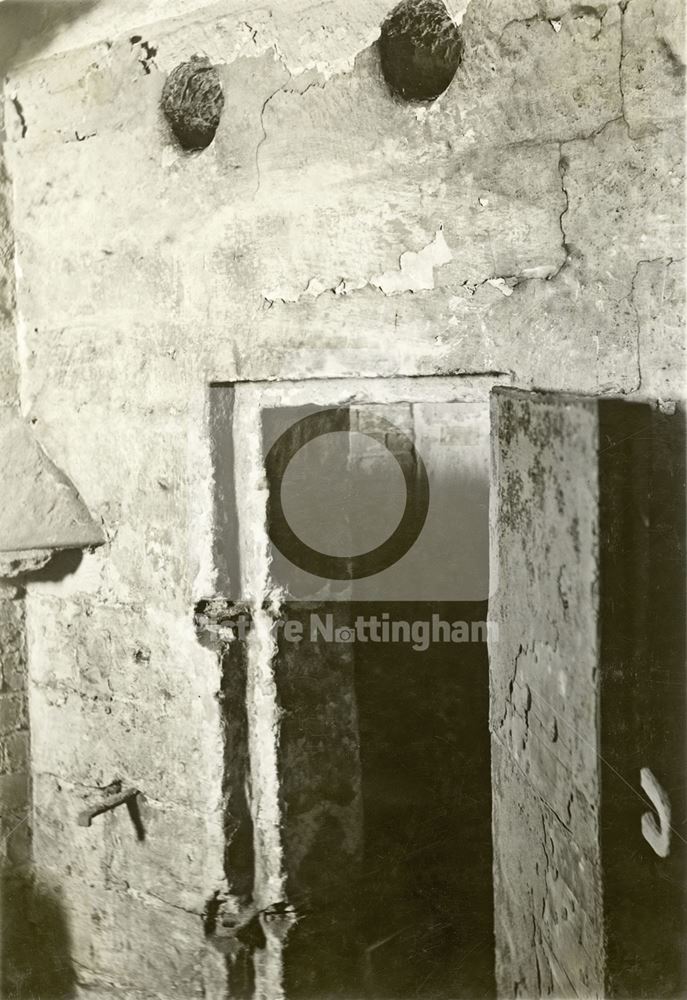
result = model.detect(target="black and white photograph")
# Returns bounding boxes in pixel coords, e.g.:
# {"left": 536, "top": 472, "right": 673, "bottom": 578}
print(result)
{"left": 0, "top": 0, "right": 684, "bottom": 997}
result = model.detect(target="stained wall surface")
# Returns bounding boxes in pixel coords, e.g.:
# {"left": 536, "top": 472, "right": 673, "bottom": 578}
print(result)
{"left": 0, "top": 0, "right": 683, "bottom": 996}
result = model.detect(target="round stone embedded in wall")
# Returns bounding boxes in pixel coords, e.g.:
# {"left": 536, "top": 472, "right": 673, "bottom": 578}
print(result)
{"left": 379, "top": 0, "right": 462, "bottom": 102}
{"left": 161, "top": 55, "right": 224, "bottom": 150}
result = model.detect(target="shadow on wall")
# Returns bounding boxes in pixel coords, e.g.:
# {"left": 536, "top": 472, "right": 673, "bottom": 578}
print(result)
{"left": 26, "top": 548, "right": 83, "bottom": 585}
{"left": 1, "top": 865, "right": 76, "bottom": 999}
{"left": 0, "top": 1, "right": 99, "bottom": 75}
{"left": 1, "top": 549, "right": 84, "bottom": 998}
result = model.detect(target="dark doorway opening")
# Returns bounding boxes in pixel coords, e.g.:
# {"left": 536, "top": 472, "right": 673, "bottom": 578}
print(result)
{"left": 353, "top": 599, "right": 494, "bottom": 999}
{"left": 262, "top": 396, "right": 495, "bottom": 997}
{"left": 278, "top": 600, "right": 495, "bottom": 999}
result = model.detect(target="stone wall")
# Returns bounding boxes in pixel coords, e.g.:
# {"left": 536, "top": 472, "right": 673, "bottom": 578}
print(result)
{"left": 0, "top": 88, "right": 32, "bottom": 996}
{"left": 0, "top": 0, "right": 683, "bottom": 996}
{"left": 0, "top": 583, "right": 29, "bottom": 868}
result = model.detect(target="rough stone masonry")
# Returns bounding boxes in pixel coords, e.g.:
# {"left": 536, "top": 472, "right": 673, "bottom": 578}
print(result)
{"left": 0, "top": 0, "right": 684, "bottom": 997}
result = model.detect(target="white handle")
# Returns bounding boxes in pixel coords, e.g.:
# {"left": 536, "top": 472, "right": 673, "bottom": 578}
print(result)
{"left": 640, "top": 767, "right": 671, "bottom": 858}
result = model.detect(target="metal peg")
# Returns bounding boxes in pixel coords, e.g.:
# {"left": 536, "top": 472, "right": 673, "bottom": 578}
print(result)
{"left": 78, "top": 787, "right": 142, "bottom": 828}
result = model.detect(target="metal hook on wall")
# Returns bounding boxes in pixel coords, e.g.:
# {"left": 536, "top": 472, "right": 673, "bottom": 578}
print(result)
{"left": 78, "top": 784, "right": 145, "bottom": 841}
{"left": 640, "top": 767, "right": 671, "bottom": 859}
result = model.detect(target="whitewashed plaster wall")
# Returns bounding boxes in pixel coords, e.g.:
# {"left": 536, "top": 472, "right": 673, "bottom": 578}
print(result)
{"left": 0, "top": 0, "right": 683, "bottom": 995}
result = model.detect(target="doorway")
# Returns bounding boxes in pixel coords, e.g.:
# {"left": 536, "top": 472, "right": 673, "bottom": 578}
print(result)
{"left": 251, "top": 383, "right": 496, "bottom": 998}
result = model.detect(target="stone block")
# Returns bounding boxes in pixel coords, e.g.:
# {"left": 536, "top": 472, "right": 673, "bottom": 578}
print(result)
{"left": 106, "top": 796, "right": 211, "bottom": 913}
{"left": 0, "top": 729, "right": 29, "bottom": 774}
{"left": 29, "top": 682, "right": 210, "bottom": 813}
{"left": 622, "top": 0, "right": 685, "bottom": 137}
{"left": 562, "top": 121, "right": 684, "bottom": 299}
{"left": 0, "top": 690, "right": 27, "bottom": 735}
{"left": 457, "top": 5, "right": 622, "bottom": 146}
{"left": 634, "top": 258, "right": 686, "bottom": 400}
{"left": 0, "top": 771, "right": 29, "bottom": 815}
{"left": 31, "top": 870, "right": 206, "bottom": 997}
{"left": 0, "top": 593, "right": 25, "bottom": 692}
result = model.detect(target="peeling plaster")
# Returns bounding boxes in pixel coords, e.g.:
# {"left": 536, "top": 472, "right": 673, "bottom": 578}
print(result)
{"left": 5, "top": 1, "right": 390, "bottom": 80}
{"left": 487, "top": 276, "right": 515, "bottom": 296}
{"left": 372, "top": 227, "right": 453, "bottom": 295}
{"left": 263, "top": 228, "right": 455, "bottom": 305}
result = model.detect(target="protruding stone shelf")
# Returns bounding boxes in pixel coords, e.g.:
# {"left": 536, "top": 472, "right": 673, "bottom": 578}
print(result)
{"left": 0, "top": 408, "right": 104, "bottom": 576}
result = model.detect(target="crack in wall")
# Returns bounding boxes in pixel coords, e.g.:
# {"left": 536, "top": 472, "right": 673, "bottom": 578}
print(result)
{"left": 499, "top": 642, "right": 525, "bottom": 731}
{"left": 619, "top": 0, "right": 630, "bottom": 130}
{"left": 254, "top": 70, "right": 331, "bottom": 197}
{"left": 254, "top": 82, "right": 287, "bottom": 198}
{"left": 556, "top": 144, "right": 571, "bottom": 275}
{"left": 630, "top": 258, "right": 647, "bottom": 391}
{"left": 10, "top": 94, "right": 26, "bottom": 138}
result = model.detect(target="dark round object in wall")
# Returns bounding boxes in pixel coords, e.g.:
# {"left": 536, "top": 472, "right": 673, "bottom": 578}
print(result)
{"left": 379, "top": 0, "right": 462, "bottom": 102}
{"left": 161, "top": 55, "right": 224, "bottom": 150}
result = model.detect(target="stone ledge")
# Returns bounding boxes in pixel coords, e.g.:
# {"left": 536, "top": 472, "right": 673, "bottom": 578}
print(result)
{"left": 0, "top": 407, "right": 104, "bottom": 577}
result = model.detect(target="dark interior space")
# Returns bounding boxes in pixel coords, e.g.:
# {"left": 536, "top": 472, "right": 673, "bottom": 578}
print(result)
{"left": 279, "top": 600, "right": 494, "bottom": 999}
{"left": 264, "top": 398, "right": 493, "bottom": 997}
{"left": 1, "top": 868, "right": 76, "bottom": 1000}
{"left": 599, "top": 402, "right": 687, "bottom": 997}
{"left": 353, "top": 600, "right": 494, "bottom": 999}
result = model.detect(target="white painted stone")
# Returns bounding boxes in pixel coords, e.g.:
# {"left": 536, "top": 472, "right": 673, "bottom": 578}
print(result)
{"left": 0, "top": 408, "right": 103, "bottom": 555}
